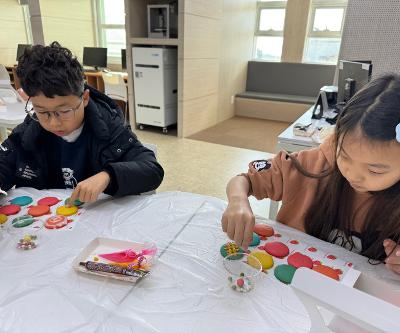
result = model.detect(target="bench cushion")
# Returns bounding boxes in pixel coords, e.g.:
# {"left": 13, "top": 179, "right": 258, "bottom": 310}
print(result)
{"left": 236, "top": 91, "right": 315, "bottom": 104}
{"left": 246, "top": 61, "right": 336, "bottom": 98}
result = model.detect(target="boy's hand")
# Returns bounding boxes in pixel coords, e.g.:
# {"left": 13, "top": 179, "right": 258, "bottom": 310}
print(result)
{"left": 69, "top": 171, "right": 110, "bottom": 204}
{"left": 383, "top": 239, "right": 400, "bottom": 274}
{"left": 221, "top": 198, "right": 255, "bottom": 250}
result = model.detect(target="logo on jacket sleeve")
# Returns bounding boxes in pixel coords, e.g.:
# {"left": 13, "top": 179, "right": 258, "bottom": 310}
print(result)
{"left": 251, "top": 160, "right": 271, "bottom": 172}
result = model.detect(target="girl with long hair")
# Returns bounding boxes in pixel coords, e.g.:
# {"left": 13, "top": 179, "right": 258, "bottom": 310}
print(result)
{"left": 222, "top": 73, "right": 400, "bottom": 274}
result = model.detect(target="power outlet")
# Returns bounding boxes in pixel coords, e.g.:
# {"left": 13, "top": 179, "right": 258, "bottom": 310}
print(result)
{"left": 230, "top": 95, "right": 235, "bottom": 104}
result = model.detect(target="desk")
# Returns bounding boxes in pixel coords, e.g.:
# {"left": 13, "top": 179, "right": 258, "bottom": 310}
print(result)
{"left": 0, "top": 188, "right": 397, "bottom": 332}
{"left": 0, "top": 93, "right": 26, "bottom": 141}
{"left": 84, "top": 71, "right": 128, "bottom": 93}
{"left": 276, "top": 107, "right": 334, "bottom": 153}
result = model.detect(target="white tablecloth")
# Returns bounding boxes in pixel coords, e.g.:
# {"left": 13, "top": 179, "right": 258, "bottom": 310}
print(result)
{"left": 0, "top": 188, "right": 398, "bottom": 333}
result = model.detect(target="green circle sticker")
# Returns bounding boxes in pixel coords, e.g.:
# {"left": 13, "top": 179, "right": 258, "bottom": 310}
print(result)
{"left": 274, "top": 264, "right": 297, "bottom": 284}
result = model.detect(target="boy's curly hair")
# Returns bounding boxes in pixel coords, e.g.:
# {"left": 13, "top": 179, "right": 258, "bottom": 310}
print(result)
{"left": 16, "top": 41, "right": 84, "bottom": 98}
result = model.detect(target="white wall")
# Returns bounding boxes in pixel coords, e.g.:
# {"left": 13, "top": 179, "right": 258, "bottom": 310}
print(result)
{"left": 40, "top": 0, "right": 97, "bottom": 62}
{"left": 339, "top": 0, "right": 400, "bottom": 78}
{"left": 0, "top": 0, "right": 30, "bottom": 65}
{"left": 218, "top": 0, "right": 257, "bottom": 122}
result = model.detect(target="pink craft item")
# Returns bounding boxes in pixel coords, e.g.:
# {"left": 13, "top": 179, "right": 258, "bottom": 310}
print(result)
{"left": 0, "top": 204, "right": 21, "bottom": 216}
{"left": 98, "top": 246, "right": 157, "bottom": 267}
{"left": 38, "top": 197, "right": 60, "bottom": 206}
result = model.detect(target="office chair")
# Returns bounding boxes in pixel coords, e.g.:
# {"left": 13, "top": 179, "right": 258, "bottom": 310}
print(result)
{"left": 0, "top": 64, "right": 11, "bottom": 84}
{"left": 11, "top": 66, "right": 21, "bottom": 90}
{"left": 101, "top": 72, "right": 128, "bottom": 120}
{"left": 269, "top": 200, "right": 280, "bottom": 220}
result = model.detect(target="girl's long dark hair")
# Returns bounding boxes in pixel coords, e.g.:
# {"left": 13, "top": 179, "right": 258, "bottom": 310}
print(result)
{"left": 292, "top": 73, "right": 400, "bottom": 261}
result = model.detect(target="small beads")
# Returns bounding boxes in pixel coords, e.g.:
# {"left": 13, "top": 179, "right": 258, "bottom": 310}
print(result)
{"left": 228, "top": 272, "right": 253, "bottom": 292}
{"left": 17, "top": 234, "right": 38, "bottom": 250}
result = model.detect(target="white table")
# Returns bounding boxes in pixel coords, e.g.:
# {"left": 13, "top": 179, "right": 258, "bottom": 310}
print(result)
{"left": 276, "top": 107, "right": 334, "bottom": 153}
{"left": 0, "top": 188, "right": 398, "bottom": 333}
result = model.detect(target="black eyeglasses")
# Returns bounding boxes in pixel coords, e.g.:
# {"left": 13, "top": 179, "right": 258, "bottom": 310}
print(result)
{"left": 25, "top": 96, "right": 83, "bottom": 122}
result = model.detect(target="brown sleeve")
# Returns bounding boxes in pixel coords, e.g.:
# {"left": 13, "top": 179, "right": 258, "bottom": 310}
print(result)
{"left": 246, "top": 146, "right": 331, "bottom": 202}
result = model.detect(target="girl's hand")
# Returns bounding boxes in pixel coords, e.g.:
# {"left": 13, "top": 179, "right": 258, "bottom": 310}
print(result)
{"left": 221, "top": 198, "right": 255, "bottom": 250}
{"left": 383, "top": 239, "right": 400, "bottom": 274}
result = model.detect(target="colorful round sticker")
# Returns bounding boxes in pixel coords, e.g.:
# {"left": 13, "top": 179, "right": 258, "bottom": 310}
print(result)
{"left": 220, "top": 242, "right": 244, "bottom": 260}
{"left": 44, "top": 215, "right": 68, "bottom": 229}
{"left": 248, "top": 250, "right": 274, "bottom": 270}
{"left": 65, "top": 198, "right": 84, "bottom": 207}
{"left": 10, "top": 196, "right": 33, "bottom": 206}
{"left": 38, "top": 197, "right": 60, "bottom": 206}
{"left": 12, "top": 215, "right": 35, "bottom": 228}
{"left": 274, "top": 264, "right": 297, "bottom": 284}
{"left": 0, "top": 204, "right": 21, "bottom": 216}
{"left": 287, "top": 252, "right": 313, "bottom": 269}
{"left": 56, "top": 205, "right": 78, "bottom": 216}
{"left": 28, "top": 205, "right": 50, "bottom": 217}
{"left": 253, "top": 224, "right": 274, "bottom": 237}
{"left": 312, "top": 265, "right": 340, "bottom": 281}
{"left": 249, "top": 233, "right": 261, "bottom": 247}
{"left": 0, "top": 214, "right": 7, "bottom": 225}
{"left": 262, "top": 241, "right": 289, "bottom": 258}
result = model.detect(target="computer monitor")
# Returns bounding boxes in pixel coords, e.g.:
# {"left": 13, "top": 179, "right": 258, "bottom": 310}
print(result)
{"left": 121, "top": 49, "right": 127, "bottom": 70}
{"left": 82, "top": 47, "right": 107, "bottom": 70}
{"left": 16, "top": 44, "right": 32, "bottom": 61}
{"left": 337, "top": 60, "right": 373, "bottom": 104}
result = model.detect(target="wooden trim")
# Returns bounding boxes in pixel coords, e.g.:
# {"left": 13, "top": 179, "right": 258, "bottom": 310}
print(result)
{"left": 281, "top": 0, "right": 311, "bottom": 63}
{"left": 129, "top": 37, "right": 179, "bottom": 46}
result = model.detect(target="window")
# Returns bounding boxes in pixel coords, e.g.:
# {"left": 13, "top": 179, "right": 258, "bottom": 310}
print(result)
{"left": 254, "top": 1, "right": 287, "bottom": 61}
{"left": 97, "top": 0, "right": 126, "bottom": 63}
{"left": 303, "top": 1, "right": 347, "bottom": 64}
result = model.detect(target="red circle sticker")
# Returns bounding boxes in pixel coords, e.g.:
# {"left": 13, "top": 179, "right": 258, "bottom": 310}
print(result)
{"left": 38, "top": 197, "right": 60, "bottom": 206}
{"left": 0, "top": 204, "right": 21, "bottom": 216}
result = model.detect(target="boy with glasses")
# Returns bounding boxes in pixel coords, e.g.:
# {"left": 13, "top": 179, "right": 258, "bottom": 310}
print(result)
{"left": 0, "top": 42, "right": 164, "bottom": 203}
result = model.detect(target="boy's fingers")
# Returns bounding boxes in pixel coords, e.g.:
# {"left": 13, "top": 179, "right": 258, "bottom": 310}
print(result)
{"left": 69, "top": 187, "right": 81, "bottom": 206}
{"left": 90, "top": 192, "right": 98, "bottom": 203}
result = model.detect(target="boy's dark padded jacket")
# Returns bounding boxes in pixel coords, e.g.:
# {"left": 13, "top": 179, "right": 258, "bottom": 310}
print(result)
{"left": 0, "top": 85, "right": 164, "bottom": 196}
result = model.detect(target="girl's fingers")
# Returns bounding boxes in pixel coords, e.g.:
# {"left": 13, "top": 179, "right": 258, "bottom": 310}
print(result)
{"left": 385, "top": 263, "right": 400, "bottom": 275}
{"left": 383, "top": 239, "right": 397, "bottom": 256}
{"left": 233, "top": 221, "right": 245, "bottom": 249}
